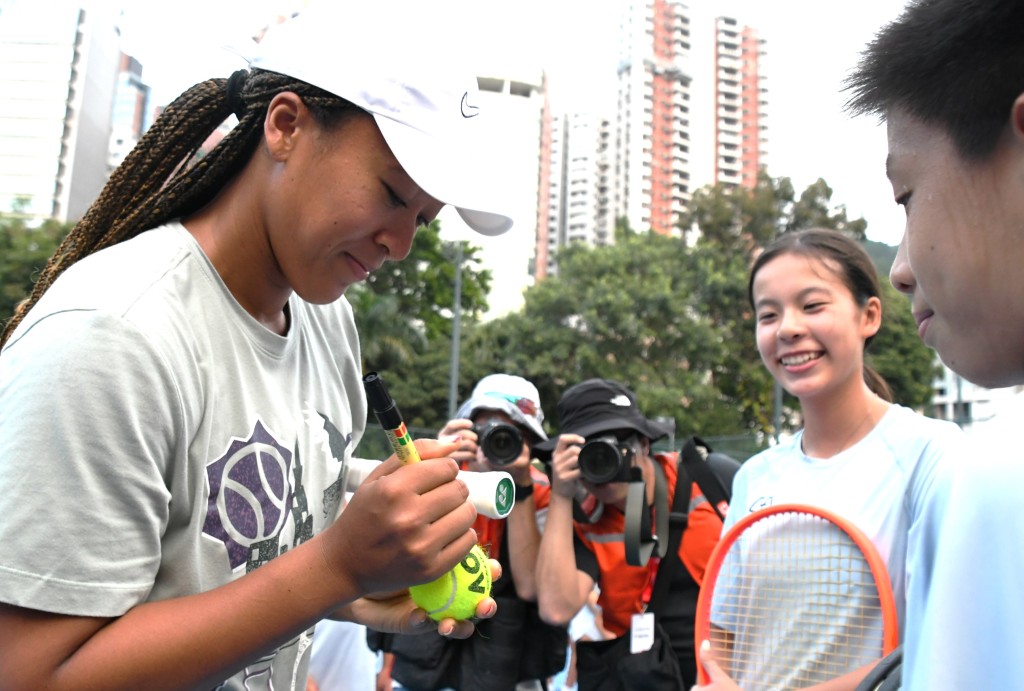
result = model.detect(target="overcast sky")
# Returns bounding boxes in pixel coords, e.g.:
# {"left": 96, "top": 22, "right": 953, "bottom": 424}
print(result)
{"left": 114, "top": 0, "right": 910, "bottom": 246}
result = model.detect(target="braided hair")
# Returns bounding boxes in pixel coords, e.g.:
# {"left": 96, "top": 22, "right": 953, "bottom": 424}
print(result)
{"left": 1, "top": 68, "right": 361, "bottom": 346}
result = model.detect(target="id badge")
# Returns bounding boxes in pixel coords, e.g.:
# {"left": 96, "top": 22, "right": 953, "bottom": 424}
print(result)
{"left": 630, "top": 612, "right": 655, "bottom": 653}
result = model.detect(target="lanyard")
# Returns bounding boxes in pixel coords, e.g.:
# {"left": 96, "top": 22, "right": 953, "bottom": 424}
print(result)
{"left": 640, "top": 554, "right": 662, "bottom": 610}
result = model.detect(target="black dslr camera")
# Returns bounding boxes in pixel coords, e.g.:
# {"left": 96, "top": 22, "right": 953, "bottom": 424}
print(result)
{"left": 578, "top": 434, "right": 638, "bottom": 484}
{"left": 473, "top": 420, "right": 523, "bottom": 466}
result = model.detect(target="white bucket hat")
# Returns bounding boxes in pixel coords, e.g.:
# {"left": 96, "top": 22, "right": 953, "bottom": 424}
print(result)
{"left": 247, "top": 4, "right": 513, "bottom": 236}
{"left": 456, "top": 374, "right": 547, "bottom": 441}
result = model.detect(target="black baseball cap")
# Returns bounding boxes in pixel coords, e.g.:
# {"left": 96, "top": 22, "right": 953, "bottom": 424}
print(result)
{"left": 533, "top": 379, "right": 672, "bottom": 453}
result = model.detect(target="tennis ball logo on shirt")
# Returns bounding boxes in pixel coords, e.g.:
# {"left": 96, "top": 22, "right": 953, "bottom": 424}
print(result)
{"left": 203, "top": 420, "right": 295, "bottom": 570}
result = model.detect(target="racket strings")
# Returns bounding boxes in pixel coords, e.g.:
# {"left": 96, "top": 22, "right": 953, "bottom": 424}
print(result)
{"left": 707, "top": 512, "right": 887, "bottom": 691}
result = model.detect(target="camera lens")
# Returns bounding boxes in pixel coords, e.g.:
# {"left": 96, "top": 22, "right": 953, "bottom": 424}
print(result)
{"left": 578, "top": 437, "right": 625, "bottom": 484}
{"left": 476, "top": 420, "right": 523, "bottom": 466}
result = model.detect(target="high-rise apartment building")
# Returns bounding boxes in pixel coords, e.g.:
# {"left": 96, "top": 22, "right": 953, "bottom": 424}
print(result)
{"left": 536, "top": 110, "right": 614, "bottom": 279}
{"left": 0, "top": 2, "right": 120, "bottom": 223}
{"left": 534, "top": 77, "right": 554, "bottom": 283}
{"left": 714, "top": 16, "right": 767, "bottom": 189}
{"left": 613, "top": 0, "right": 692, "bottom": 237}
{"left": 535, "top": 4, "right": 770, "bottom": 279}
{"left": 108, "top": 52, "right": 152, "bottom": 172}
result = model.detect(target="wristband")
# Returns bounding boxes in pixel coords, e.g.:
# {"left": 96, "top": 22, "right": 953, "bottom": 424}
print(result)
{"left": 515, "top": 483, "right": 534, "bottom": 501}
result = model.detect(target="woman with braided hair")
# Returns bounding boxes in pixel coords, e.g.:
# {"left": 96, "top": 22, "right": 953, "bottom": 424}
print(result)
{"left": 0, "top": 5, "right": 509, "bottom": 689}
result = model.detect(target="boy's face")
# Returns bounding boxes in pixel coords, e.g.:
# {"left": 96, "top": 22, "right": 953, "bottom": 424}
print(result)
{"left": 887, "top": 107, "right": 1024, "bottom": 388}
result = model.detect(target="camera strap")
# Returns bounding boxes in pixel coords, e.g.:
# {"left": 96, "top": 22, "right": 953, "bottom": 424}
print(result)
{"left": 624, "top": 461, "right": 669, "bottom": 567}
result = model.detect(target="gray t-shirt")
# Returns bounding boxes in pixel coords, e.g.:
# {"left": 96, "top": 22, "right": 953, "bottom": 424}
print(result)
{"left": 0, "top": 222, "right": 367, "bottom": 689}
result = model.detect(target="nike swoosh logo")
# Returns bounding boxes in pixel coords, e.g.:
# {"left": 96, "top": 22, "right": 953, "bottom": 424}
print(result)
{"left": 461, "top": 92, "right": 480, "bottom": 118}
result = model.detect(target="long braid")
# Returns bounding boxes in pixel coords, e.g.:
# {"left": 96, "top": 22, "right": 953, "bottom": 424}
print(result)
{"left": 1, "top": 69, "right": 359, "bottom": 347}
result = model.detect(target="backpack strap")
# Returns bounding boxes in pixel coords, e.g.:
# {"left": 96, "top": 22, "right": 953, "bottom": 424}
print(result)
{"left": 678, "top": 435, "right": 737, "bottom": 522}
{"left": 646, "top": 456, "right": 692, "bottom": 615}
{"left": 645, "top": 439, "right": 740, "bottom": 612}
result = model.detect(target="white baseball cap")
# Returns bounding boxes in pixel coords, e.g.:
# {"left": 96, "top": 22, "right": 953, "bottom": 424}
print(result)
{"left": 247, "top": 4, "right": 513, "bottom": 236}
{"left": 456, "top": 374, "right": 547, "bottom": 441}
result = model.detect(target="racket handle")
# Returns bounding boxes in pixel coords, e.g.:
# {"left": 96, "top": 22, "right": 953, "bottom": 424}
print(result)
{"left": 346, "top": 457, "right": 515, "bottom": 519}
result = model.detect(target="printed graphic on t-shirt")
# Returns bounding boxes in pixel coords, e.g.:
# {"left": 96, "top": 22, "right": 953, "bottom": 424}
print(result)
{"left": 202, "top": 412, "right": 353, "bottom": 572}
{"left": 202, "top": 411, "right": 352, "bottom": 688}
{"left": 316, "top": 412, "right": 351, "bottom": 520}
{"left": 210, "top": 628, "right": 314, "bottom": 691}
{"left": 203, "top": 420, "right": 296, "bottom": 570}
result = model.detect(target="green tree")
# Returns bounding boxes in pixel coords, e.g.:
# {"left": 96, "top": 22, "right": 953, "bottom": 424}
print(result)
{"left": 681, "top": 173, "right": 794, "bottom": 254}
{"left": 0, "top": 213, "right": 71, "bottom": 326}
{"left": 347, "top": 286, "right": 425, "bottom": 373}
{"left": 786, "top": 178, "right": 868, "bottom": 239}
{"left": 460, "top": 226, "right": 738, "bottom": 440}
{"left": 864, "top": 239, "right": 898, "bottom": 275}
{"left": 350, "top": 219, "right": 492, "bottom": 431}
{"left": 686, "top": 241, "right": 775, "bottom": 434}
{"left": 383, "top": 333, "right": 458, "bottom": 430}
{"left": 360, "top": 176, "right": 936, "bottom": 446}
{"left": 871, "top": 280, "right": 941, "bottom": 409}
{"left": 363, "top": 220, "right": 491, "bottom": 341}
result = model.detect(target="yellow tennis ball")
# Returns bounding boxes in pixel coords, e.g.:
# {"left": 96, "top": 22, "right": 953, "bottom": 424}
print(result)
{"left": 409, "top": 544, "right": 492, "bottom": 621}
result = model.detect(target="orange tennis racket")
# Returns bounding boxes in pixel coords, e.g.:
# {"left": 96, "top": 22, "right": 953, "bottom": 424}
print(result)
{"left": 695, "top": 504, "right": 899, "bottom": 690}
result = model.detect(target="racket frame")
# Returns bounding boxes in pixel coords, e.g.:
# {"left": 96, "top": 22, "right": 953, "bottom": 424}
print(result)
{"left": 694, "top": 503, "right": 900, "bottom": 685}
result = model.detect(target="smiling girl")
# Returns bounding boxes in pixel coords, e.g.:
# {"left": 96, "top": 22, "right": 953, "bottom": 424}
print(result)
{"left": 695, "top": 228, "right": 964, "bottom": 691}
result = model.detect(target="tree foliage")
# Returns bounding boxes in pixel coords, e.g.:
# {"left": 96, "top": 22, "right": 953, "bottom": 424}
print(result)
{"left": 347, "top": 286, "right": 425, "bottom": 374}
{"left": 0, "top": 213, "right": 72, "bottom": 327}
{"left": 349, "top": 219, "right": 491, "bottom": 431}
{"left": 363, "top": 220, "right": 491, "bottom": 341}
{"left": 395, "top": 175, "right": 937, "bottom": 452}
{"left": 871, "top": 280, "right": 942, "bottom": 407}
{"left": 463, "top": 226, "right": 740, "bottom": 438}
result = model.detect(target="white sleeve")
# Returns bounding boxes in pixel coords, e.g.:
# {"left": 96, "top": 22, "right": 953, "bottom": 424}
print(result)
{"left": 0, "top": 309, "right": 181, "bottom": 616}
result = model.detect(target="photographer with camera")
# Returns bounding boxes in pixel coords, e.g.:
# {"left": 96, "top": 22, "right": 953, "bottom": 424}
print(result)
{"left": 371, "top": 374, "right": 568, "bottom": 690}
{"left": 535, "top": 379, "right": 738, "bottom": 691}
